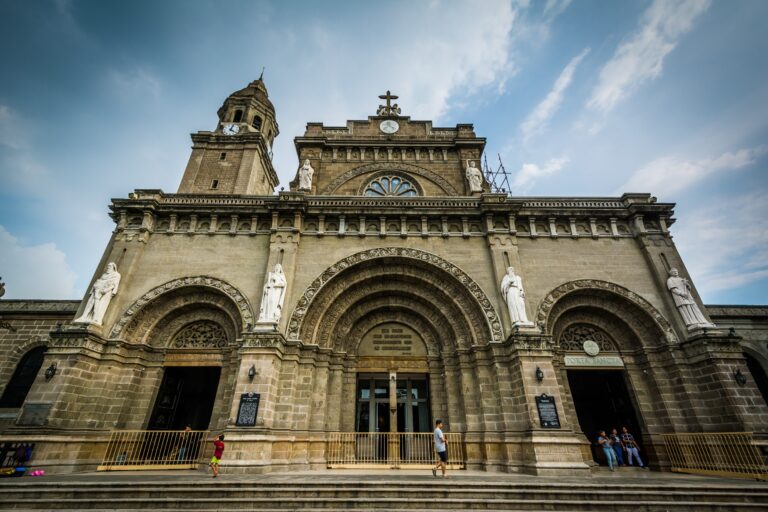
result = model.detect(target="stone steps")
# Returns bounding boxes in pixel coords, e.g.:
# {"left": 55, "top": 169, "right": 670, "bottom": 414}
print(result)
{"left": 0, "top": 474, "right": 765, "bottom": 511}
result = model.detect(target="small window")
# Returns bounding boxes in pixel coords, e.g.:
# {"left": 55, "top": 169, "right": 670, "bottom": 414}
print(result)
{"left": 232, "top": 110, "right": 243, "bottom": 123}
{"left": 252, "top": 115, "right": 262, "bottom": 131}
{"left": 211, "top": 179, "right": 219, "bottom": 189}
{"left": 364, "top": 175, "right": 418, "bottom": 197}
{"left": 219, "top": 152, "right": 226, "bottom": 161}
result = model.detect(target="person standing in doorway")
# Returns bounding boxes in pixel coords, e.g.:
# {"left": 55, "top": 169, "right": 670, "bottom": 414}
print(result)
{"left": 621, "top": 426, "right": 647, "bottom": 468}
{"left": 432, "top": 419, "right": 448, "bottom": 478}
{"left": 209, "top": 434, "right": 225, "bottom": 478}
{"left": 610, "top": 428, "right": 625, "bottom": 467}
{"left": 597, "top": 430, "right": 618, "bottom": 471}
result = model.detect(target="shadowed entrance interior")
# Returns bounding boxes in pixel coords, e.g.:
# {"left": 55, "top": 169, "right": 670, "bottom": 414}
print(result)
{"left": 567, "top": 369, "right": 642, "bottom": 465}
{"left": 148, "top": 366, "right": 221, "bottom": 430}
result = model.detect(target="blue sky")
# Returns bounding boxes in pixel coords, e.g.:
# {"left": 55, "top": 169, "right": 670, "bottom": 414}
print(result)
{"left": 0, "top": 0, "right": 766, "bottom": 305}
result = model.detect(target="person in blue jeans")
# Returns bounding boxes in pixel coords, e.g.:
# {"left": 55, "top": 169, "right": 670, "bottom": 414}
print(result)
{"left": 597, "top": 430, "right": 618, "bottom": 471}
{"left": 610, "top": 428, "right": 625, "bottom": 466}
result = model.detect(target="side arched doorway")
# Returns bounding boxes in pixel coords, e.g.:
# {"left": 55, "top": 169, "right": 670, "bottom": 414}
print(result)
{"left": 111, "top": 277, "right": 251, "bottom": 432}
{"left": 0, "top": 345, "right": 47, "bottom": 408}
{"left": 540, "top": 281, "right": 680, "bottom": 469}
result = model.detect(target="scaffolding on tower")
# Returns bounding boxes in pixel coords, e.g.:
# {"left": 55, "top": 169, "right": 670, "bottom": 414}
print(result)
{"left": 483, "top": 154, "right": 512, "bottom": 195}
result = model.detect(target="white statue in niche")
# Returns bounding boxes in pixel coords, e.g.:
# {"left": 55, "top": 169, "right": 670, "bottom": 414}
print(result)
{"left": 500, "top": 267, "right": 534, "bottom": 327}
{"left": 465, "top": 160, "right": 483, "bottom": 193}
{"left": 298, "top": 159, "right": 314, "bottom": 191}
{"left": 75, "top": 262, "right": 121, "bottom": 326}
{"left": 666, "top": 268, "right": 715, "bottom": 330}
{"left": 257, "top": 263, "right": 287, "bottom": 324}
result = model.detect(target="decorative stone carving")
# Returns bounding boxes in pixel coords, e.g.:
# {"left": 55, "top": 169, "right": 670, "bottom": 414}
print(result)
{"left": 321, "top": 162, "right": 458, "bottom": 195}
{"left": 171, "top": 321, "right": 228, "bottom": 348}
{"left": 287, "top": 247, "right": 503, "bottom": 342}
{"left": 500, "top": 267, "right": 534, "bottom": 327}
{"left": 536, "top": 279, "right": 678, "bottom": 343}
{"left": 110, "top": 276, "right": 253, "bottom": 338}
{"left": 298, "top": 159, "right": 314, "bottom": 191}
{"left": 465, "top": 160, "right": 483, "bottom": 193}
{"left": 666, "top": 268, "right": 715, "bottom": 331}
{"left": 75, "top": 263, "right": 121, "bottom": 326}
{"left": 257, "top": 263, "right": 287, "bottom": 324}
{"left": 0, "top": 276, "right": 5, "bottom": 298}
{"left": 559, "top": 324, "right": 618, "bottom": 353}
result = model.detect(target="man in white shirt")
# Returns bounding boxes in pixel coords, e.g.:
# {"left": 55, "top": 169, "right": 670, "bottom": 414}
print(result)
{"left": 432, "top": 419, "right": 448, "bottom": 478}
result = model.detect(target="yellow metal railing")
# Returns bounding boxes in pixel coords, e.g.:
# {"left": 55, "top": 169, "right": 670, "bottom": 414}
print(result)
{"left": 327, "top": 432, "right": 465, "bottom": 469}
{"left": 98, "top": 430, "right": 209, "bottom": 471}
{"left": 662, "top": 432, "right": 768, "bottom": 480}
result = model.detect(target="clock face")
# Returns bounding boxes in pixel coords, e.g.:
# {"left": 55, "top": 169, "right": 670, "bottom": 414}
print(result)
{"left": 222, "top": 123, "right": 240, "bottom": 135}
{"left": 379, "top": 120, "right": 399, "bottom": 134}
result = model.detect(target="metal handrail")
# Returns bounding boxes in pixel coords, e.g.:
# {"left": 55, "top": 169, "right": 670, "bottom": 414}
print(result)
{"left": 98, "top": 430, "right": 209, "bottom": 471}
{"left": 327, "top": 432, "right": 465, "bottom": 468}
{"left": 662, "top": 432, "right": 767, "bottom": 480}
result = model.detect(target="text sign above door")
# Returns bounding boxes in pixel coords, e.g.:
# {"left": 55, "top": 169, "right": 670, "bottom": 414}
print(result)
{"left": 564, "top": 355, "right": 624, "bottom": 368}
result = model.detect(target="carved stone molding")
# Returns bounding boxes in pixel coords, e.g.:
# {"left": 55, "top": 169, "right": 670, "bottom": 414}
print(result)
{"left": 110, "top": 276, "right": 253, "bottom": 339}
{"left": 535, "top": 279, "right": 678, "bottom": 343}
{"left": 287, "top": 247, "right": 503, "bottom": 342}
{"left": 559, "top": 323, "right": 618, "bottom": 352}
{"left": 171, "top": 320, "right": 228, "bottom": 349}
{"left": 320, "top": 162, "right": 459, "bottom": 196}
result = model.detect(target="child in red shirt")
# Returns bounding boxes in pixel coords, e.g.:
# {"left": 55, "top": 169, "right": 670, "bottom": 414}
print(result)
{"left": 209, "top": 434, "right": 225, "bottom": 477}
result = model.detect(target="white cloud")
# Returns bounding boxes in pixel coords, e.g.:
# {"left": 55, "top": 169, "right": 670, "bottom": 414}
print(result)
{"left": 543, "top": 0, "right": 572, "bottom": 19}
{"left": 674, "top": 192, "right": 768, "bottom": 299}
{"left": 619, "top": 146, "right": 764, "bottom": 196}
{"left": 587, "top": 0, "right": 711, "bottom": 113}
{"left": 512, "top": 157, "right": 569, "bottom": 193}
{"left": 0, "top": 105, "right": 28, "bottom": 150}
{"left": 521, "top": 48, "right": 589, "bottom": 143}
{"left": 107, "top": 68, "right": 162, "bottom": 99}
{"left": 0, "top": 225, "right": 78, "bottom": 299}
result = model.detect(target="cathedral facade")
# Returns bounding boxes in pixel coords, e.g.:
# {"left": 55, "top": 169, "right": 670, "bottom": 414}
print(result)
{"left": 1, "top": 80, "right": 767, "bottom": 475}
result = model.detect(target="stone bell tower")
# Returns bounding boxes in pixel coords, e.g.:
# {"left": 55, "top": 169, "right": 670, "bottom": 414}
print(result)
{"left": 177, "top": 77, "right": 280, "bottom": 195}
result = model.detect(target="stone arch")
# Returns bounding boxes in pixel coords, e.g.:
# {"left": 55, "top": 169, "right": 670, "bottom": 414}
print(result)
{"left": 356, "top": 169, "right": 424, "bottom": 196}
{"left": 287, "top": 247, "right": 503, "bottom": 344}
{"left": 320, "top": 162, "right": 459, "bottom": 195}
{"left": 110, "top": 276, "right": 253, "bottom": 340}
{"left": 536, "top": 279, "right": 677, "bottom": 345}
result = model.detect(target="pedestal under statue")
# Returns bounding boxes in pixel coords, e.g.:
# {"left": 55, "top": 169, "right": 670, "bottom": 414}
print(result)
{"left": 74, "top": 262, "right": 121, "bottom": 326}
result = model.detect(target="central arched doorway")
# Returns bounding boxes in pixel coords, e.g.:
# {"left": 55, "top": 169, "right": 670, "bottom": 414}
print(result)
{"left": 289, "top": 248, "right": 502, "bottom": 468}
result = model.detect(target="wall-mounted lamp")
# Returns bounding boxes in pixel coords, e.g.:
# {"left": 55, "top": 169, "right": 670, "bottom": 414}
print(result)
{"left": 44, "top": 363, "right": 57, "bottom": 381}
{"left": 734, "top": 369, "right": 747, "bottom": 386}
{"left": 535, "top": 366, "right": 544, "bottom": 382}
{"left": 248, "top": 365, "right": 257, "bottom": 380}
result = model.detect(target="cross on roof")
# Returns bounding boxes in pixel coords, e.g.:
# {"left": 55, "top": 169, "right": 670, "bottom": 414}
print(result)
{"left": 377, "top": 90, "right": 402, "bottom": 117}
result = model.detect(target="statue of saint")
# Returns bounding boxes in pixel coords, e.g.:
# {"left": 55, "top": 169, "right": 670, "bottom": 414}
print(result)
{"left": 75, "top": 263, "right": 121, "bottom": 326}
{"left": 500, "top": 267, "right": 533, "bottom": 327}
{"left": 258, "top": 263, "right": 287, "bottom": 323}
{"left": 298, "top": 159, "right": 314, "bottom": 191}
{"left": 465, "top": 160, "right": 483, "bottom": 193}
{"left": 666, "top": 268, "right": 715, "bottom": 330}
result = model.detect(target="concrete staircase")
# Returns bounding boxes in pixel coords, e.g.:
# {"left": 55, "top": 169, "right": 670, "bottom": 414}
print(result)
{"left": 0, "top": 470, "right": 766, "bottom": 511}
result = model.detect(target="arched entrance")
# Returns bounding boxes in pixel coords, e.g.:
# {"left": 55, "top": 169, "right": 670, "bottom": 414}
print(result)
{"left": 288, "top": 248, "right": 501, "bottom": 467}
{"left": 743, "top": 351, "right": 768, "bottom": 407}
{"left": 0, "top": 346, "right": 47, "bottom": 408}
{"left": 112, "top": 277, "right": 251, "bottom": 432}
{"left": 539, "top": 280, "right": 679, "bottom": 468}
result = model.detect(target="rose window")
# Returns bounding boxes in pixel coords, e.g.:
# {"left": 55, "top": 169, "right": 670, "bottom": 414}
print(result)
{"left": 364, "top": 176, "right": 418, "bottom": 197}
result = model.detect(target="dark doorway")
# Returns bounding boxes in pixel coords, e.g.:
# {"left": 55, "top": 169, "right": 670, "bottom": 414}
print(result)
{"left": 744, "top": 353, "right": 768, "bottom": 407}
{"left": 567, "top": 369, "right": 642, "bottom": 464}
{"left": 0, "top": 346, "right": 47, "bottom": 408}
{"left": 148, "top": 367, "right": 221, "bottom": 430}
